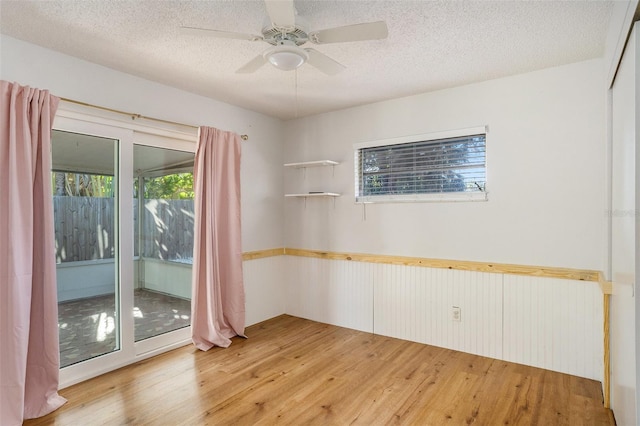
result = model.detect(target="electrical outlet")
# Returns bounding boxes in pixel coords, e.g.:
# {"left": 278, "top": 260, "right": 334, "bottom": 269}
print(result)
{"left": 452, "top": 306, "right": 461, "bottom": 322}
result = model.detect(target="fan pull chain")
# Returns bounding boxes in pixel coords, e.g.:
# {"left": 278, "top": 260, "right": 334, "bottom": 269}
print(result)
{"left": 295, "top": 68, "right": 299, "bottom": 118}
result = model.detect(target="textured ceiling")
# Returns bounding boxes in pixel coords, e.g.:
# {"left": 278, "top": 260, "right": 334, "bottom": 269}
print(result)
{"left": 1, "top": 0, "right": 613, "bottom": 120}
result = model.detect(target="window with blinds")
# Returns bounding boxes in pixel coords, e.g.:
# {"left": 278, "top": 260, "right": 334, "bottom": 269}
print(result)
{"left": 355, "top": 129, "right": 487, "bottom": 203}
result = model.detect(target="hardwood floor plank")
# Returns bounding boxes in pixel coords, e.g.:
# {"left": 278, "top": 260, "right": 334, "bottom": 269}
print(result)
{"left": 25, "top": 315, "right": 613, "bottom": 426}
{"left": 526, "top": 369, "right": 571, "bottom": 425}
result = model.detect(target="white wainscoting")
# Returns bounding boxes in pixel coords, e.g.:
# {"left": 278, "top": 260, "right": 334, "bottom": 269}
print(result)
{"left": 244, "top": 255, "right": 287, "bottom": 327}
{"left": 503, "top": 275, "right": 603, "bottom": 381}
{"left": 284, "top": 256, "right": 603, "bottom": 382}
{"left": 374, "top": 265, "right": 503, "bottom": 361}
{"left": 285, "top": 256, "right": 374, "bottom": 333}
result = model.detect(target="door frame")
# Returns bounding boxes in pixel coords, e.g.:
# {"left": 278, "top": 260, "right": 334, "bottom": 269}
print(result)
{"left": 53, "top": 104, "right": 197, "bottom": 388}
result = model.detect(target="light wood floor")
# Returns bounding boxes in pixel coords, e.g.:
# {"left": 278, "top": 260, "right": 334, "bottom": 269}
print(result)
{"left": 26, "top": 315, "right": 614, "bottom": 425}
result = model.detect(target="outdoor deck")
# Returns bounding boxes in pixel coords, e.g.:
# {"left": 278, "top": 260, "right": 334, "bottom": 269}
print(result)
{"left": 58, "top": 289, "right": 191, "bottom": 367}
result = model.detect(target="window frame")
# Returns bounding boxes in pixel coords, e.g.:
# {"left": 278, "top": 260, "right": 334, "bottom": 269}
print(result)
{"left": 353, "top": 126, "right": 488, "bottom": 203}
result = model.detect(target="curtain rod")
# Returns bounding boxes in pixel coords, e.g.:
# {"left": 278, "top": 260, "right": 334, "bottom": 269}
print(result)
{"left": 59, "top": 97, "right": 249, "bottom": 141}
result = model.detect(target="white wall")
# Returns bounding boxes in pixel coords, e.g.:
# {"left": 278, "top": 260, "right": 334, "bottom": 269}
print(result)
{"left": 0, "top": 34, "right": 284, "bottom": 254}
{"left": 141, "top": 259, "right": 192, "bottom": 299}
{"left": 610, "top": 24, "right": 638, "bottom": 426}
{"left": 284, "top": 59, "right": 606, "bottom": 271}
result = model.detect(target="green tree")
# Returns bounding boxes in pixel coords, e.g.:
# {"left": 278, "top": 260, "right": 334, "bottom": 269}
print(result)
{"left": 51, "top": 172, "right": 114, "bottom": 197}
{"left": 136, "top": 173, "right": 194, "bottom": 200}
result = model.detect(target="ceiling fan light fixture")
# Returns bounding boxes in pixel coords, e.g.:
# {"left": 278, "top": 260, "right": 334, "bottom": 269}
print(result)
{"left": 265, "top": 45, "right": 308, "bottom": 71}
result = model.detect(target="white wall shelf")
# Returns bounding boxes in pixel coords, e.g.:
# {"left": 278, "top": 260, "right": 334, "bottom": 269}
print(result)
{"left": 285, "top": 192, "right": 340, "bottom": 198}
{"left": 284, "top": 160, "right": 340, "bottom": 202}
{"left": 284, "top": 160, "right": 339, "bottom": 168}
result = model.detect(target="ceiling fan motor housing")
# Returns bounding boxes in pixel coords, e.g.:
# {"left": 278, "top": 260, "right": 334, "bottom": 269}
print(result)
{"left": 261, "top": 16, "right": 309, "bottom": 46}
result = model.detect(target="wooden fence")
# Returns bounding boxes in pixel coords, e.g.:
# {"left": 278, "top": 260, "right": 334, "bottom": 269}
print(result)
{"left": 53, "top": 196, "right": 194, "bottom": 263}
{"left": 141, "top": 199, "right": 194, "bottom": 261}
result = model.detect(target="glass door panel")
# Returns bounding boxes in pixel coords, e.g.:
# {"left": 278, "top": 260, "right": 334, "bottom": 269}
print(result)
{"left": 51, "top": 130, "right": 119, "bottom": 368}
{"left": 133, "top": 144, "right": 194, "bottom": 342}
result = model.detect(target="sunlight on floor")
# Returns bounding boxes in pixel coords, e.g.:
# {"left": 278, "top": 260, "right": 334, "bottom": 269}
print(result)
{"left": 96, "top": 312, "right": 115, "bottom": 342}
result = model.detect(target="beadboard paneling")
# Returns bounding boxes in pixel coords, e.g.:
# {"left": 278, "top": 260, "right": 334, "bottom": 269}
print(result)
{"left": 244, "top": 256, "right": 286, "bottom": 327}
{"left": 285, "top": 256, "right": 374, "bottom": 333}
{"left": 374, "top": 266, "right": 503, "bottom": 360}
{"left": 503, "top": 275, "right": 603, "bottom": 381}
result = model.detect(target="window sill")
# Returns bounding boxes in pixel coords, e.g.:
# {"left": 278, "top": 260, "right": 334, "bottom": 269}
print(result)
{"left": 356, "top": 191, "right": 488, "bottom": 204}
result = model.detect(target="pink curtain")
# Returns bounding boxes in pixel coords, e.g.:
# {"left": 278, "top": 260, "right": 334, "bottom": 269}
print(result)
{"left": 191, "top": 126, "right": 245, "bottom": 350}
{"left": 0, "top": 81, "right": 66, "bottom": 424}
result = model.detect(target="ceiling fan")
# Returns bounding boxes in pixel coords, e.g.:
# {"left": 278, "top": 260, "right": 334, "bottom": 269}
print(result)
{"left": 181, "top": 0, "right": 388, "bottom": 75}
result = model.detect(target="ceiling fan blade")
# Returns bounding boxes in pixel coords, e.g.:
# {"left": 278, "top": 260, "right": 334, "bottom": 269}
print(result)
{"left": 181, "top": 26, "right": 263, "bottom": 42}
{"left": 264, "top": 0, "right": 295, "bottom": 28}
{"left": 236, "top": 54, "right": 268, "bottom": 74}
{"left": 309, "top": 21, "right": 388, "bottom": 44}
{"left": 305, "top": 49, "right": 346, "bottom": 75}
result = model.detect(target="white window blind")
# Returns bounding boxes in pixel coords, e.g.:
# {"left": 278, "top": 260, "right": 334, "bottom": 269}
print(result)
{"left": 355, "top": 131, "right": 487, "bottom": 203}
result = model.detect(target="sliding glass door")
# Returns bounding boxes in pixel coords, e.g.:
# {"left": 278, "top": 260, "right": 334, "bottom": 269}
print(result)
{"left": 52, "top": 113, "right": 196, "bottom": 386}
